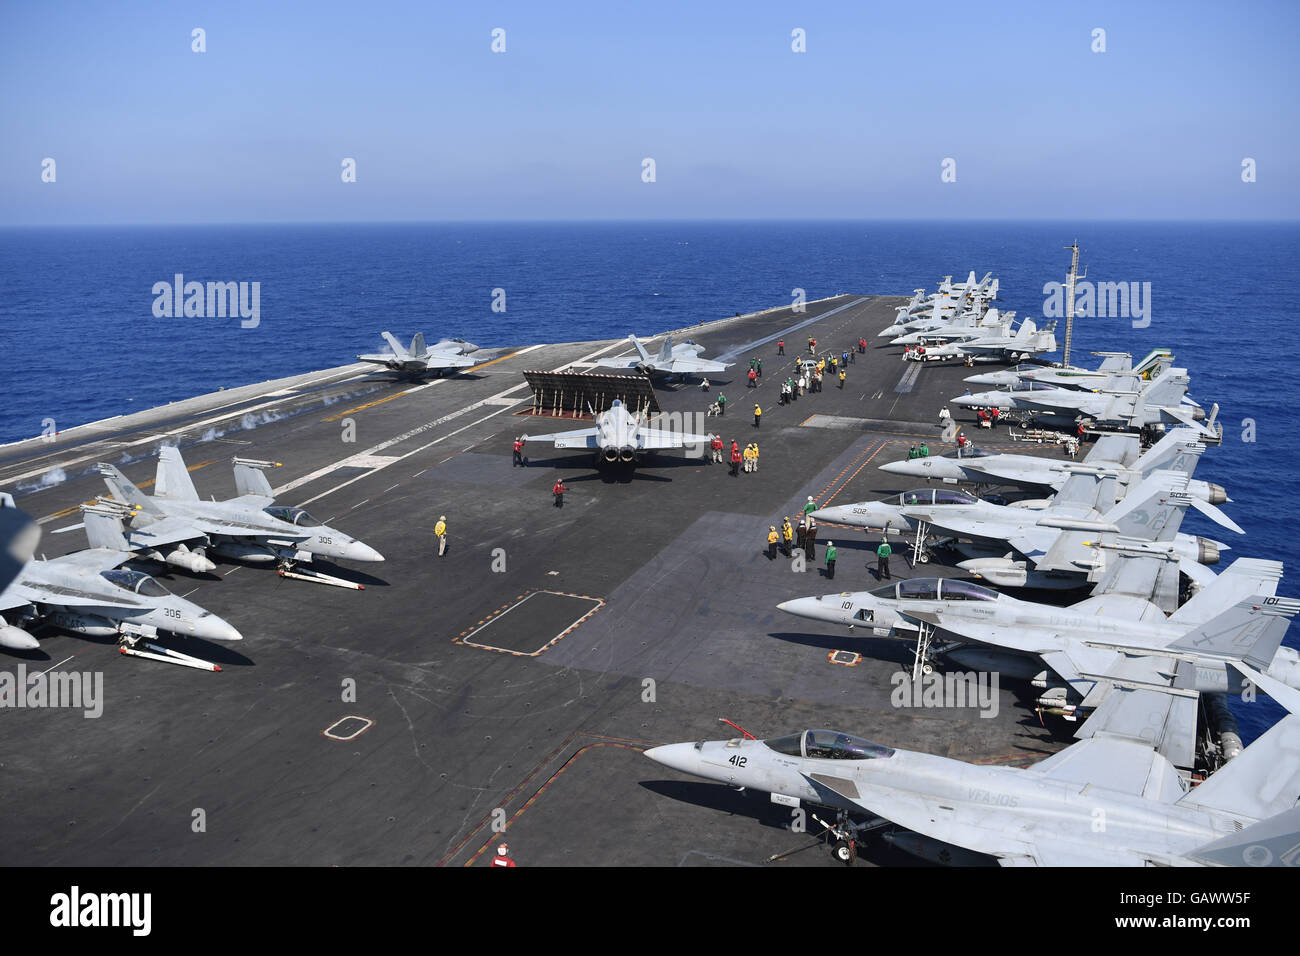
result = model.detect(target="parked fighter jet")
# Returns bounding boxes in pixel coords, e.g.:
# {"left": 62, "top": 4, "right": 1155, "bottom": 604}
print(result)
{"left": 963, "top": 348, "right": 1172, "bottom": 390}
{"left": 944, "top": 468, "right": 1240, "bottom": 599}
{"left": 815, "top": 467, "right": 1233, "bottom": 578}
{"left": 776, "top": 572, "right": 1300, "bottom": 768}
{"left": 593, "top": 334, "right": 730, "bottom": 379}
{"left": 0, "top": 503, "right": 242, "bottom": 658}
{"left": 954, "top": 365, "right": 1217, "bottom": 438}
{"left": 904, "top": 317, "right": 1058, "bottom": 364}
{"left": 523, "top": 399, "right": 712, "bottom": 467}
{"left": 877, "top": 428, "right": 1227, "bottom": 504}
{"left": 884, "top": 308, "right": 1010, "bottom": 344}
{"left": 96, "top": 446, "right": 383, "bottom": 588}
{"left": 645, "top": 717, "right": 1300, "bottom": 866}
{"left": 357, "top": 332, "right": 481, "bottom": 376}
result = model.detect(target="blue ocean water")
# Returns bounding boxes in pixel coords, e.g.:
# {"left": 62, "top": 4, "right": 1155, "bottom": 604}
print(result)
{"left": 1, "top": 220, "right": 1296, "bottom": 740}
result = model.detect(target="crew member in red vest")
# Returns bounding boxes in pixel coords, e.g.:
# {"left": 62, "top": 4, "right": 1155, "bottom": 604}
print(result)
{"left": 491, "top": 843, "right": 516, "bottom": 867}
{"left": 512, "top": 437, "right": 525, "bottom": 467}
{"left": 552, "top": 478, "right": 566, "bottom": 507}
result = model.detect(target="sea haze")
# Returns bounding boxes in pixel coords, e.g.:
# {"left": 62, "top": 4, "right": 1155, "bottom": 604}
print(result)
{"left": 0, "top": 219, "right": 1295, "bottom": 739}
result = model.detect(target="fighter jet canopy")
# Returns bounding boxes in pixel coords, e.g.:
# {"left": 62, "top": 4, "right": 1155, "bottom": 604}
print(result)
{"left": 100, "top": 569, "right": 170, "bottom": 597}
{"left": 264, "top": 506, "right": 323, "bottom": 527}
{"left": 763, "top": 730, "right": 896, "bottom": 760}
{"left": 869, "top": 578, "right": 998, "bottom": 602}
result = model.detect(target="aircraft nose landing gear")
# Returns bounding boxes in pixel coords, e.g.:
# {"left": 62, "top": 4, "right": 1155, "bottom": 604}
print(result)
{"left": 812, "top": 810, "right": 886, "bottom": 866}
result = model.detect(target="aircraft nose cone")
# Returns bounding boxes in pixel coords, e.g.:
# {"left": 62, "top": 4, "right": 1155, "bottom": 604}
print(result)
{"left": 879, "top": 460, "right": 918, "bottom": 476}
{"left": 189, "top": 610, "right": 243, "bottom": 642}
{"left": 644, "top": 742, "right": 701, "bottom": 776}
{"left": 347, "top": 541, "right": 385, "bottom": 563}
{"left": 776, "top": 596, "right": 825, "bottom": 620}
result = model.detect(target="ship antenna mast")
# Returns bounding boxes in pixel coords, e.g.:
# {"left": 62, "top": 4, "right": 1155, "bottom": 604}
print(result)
{"left": 1062, "top": 240, "right": 1086, "bottom": 368}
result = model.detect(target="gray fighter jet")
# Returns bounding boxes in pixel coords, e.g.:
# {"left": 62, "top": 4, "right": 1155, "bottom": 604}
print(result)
{"left": 963, "top": 348, "right": 1172, "bottom": 390}
{"left": 0, "top": 502, "right": 242, "bottom": 659}
{"left": 96, "top": 446, "right": 383, "bottom": 588}
{"left": 903, "top": 317, "right": 1059, "bottom": 364}
{"left": 776, "top": 571, "right": 1300, "bottom": 768}
{"left": 357, "top": 331, "right": 481, "bottom": 376}
{"left": 885, "top": 308, "right": 1011, "bottom": 345}
{"left": 523, "top": 399, "right": 712, "bottom": 467}
{"left": 593, "top": 334, "right": 731, "bottom": 379}
{"left": 645, "top": 717, "right": 1300, "bottom": 866}
{"left": 944, "top": 469, "right": 1240, "bottom": 598}
{"left": 877, "top": 428, "right": 1226, "bottom": 504}
{"left": 830, "top": 462, "right": 1237, "bottom": 594}
{"left": 954, "top": 365, "right": 1217, "bottom": 438}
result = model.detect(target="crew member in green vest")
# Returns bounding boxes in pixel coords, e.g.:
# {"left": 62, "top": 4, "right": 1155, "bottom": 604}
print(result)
{"left": 876, "top": 538, "right": 893, "bottom": 580}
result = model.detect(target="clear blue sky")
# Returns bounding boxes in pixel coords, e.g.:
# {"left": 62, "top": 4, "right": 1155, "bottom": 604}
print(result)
{"left": 2, "top": 0, "right": 1296, "bottom": 224}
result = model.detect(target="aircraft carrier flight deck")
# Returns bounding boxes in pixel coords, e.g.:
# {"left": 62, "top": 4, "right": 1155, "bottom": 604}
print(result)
{"left": 0, "top": 294, "right": 1074, "bottom": 867}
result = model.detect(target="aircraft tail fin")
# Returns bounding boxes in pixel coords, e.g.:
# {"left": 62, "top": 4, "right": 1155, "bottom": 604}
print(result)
{"left": 381, "top": 331, "right": 408, "bottom": 359}
{"left": 1099, "top": 469, "right": 1188, "bottom": 542}
{"left": 154, "top": 445, "right": 200, "bottom": 501}
{"left": 96, "top": 462, "right": 162, "bottom": 514}
{"left": 657, "top": 335, "right": 673, "bottom": 365}
{"left": 1140, "top": 366, "right": 1190, "bottom": 407}
{"left": 1134, "top": 429, "right": 1204, "bottom": 476}
{"left": 1188, "top": 803, "right": 1300, "bottom": 867}
{"left": 81, "top": 504, "right": 131, "bottom": 552}
{"left": 1175, "top": 715, "right": 1300, "bottom": 821}
{"left": 1134, "top": 348, "right": 1173, "bottom": 379}
{"left": 1169, "top": 558, "right": 1285, "bottom": 626}
{"left": 409, "top": 332, "right": 427, "bottom": 357}
{"left": 233, "top": 458, "right": 279, "bottom": 498}
{"left": 630, "top": 335, "right": 653, "bottom": 364}
{"left": 1167, "top": 596, "right": 1300, "bottom": 670}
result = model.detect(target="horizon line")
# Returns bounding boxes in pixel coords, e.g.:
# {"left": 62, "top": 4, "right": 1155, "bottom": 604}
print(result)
{"left": 2, "top": 216, "right": 1299, "bottom": 229}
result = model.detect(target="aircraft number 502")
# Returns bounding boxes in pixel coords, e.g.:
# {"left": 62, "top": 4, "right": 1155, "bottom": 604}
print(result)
{"left": 728, "top": 755, "right": 747, "bottom": 768}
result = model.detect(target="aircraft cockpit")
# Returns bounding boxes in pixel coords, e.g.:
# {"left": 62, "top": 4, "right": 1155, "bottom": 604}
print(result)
{"left": 764, "top": 730, "right": 895, "bottom": 760}
{"left": 100, "top": 569, "right": 170, "bottom": 597}
{"left": 264, "top": 506, "right": 324, "bottom": 528}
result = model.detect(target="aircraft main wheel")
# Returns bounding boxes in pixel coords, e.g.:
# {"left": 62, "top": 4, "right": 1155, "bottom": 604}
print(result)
{"left": 918, "top": 553, "right": 930, "bottom": 564}
{"left": 922, "top": 663, "right": 934, "bottom": 675}
{"left": 833, "top": 840, "right": 854, "bottom": 864}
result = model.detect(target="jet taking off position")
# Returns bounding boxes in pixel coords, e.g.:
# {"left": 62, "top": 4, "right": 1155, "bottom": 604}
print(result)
{"left": 358, "top": 332, "right": 482, "bottom": 376}
{"left": 0, "top": 501, "right": 242, "bottom": 668}
{"left": 594, "top": 334, "right": 730, "bottom": 379}
{"left": 96, "top": 446, "right": 383, "bottom": 589}
{"left": 645, "top": 717, "right": 1300, "bottom": 867}
{"left": 524, "top": 399, "right": 712, "bottom": 467}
